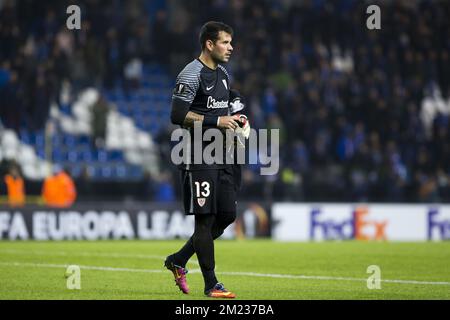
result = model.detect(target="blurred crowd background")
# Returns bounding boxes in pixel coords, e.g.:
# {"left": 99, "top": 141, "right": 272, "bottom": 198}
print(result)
{"left": 0, "top": 0, "right": 449, "bottom": 205}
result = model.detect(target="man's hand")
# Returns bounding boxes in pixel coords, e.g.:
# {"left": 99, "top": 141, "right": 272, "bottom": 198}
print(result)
{"left": 218, "top": 115, "right": 241, "bottom": 130}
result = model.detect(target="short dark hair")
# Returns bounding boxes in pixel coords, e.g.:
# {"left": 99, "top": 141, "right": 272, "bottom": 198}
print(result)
{"left": 199, "top": 21, "right": 233, "bottom": 51}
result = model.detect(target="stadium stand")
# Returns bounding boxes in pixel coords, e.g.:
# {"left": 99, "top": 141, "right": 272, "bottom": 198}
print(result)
{"left": 0, "top": 0, "right": 449, "bottom": 202}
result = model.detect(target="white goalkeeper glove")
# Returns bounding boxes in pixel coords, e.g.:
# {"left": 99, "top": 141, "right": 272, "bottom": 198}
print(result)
{"left": 233, "top": 114, "right": 250, "bottom": 148}
{"left": 235, "top": 114, "right": 250, "bottom": 139}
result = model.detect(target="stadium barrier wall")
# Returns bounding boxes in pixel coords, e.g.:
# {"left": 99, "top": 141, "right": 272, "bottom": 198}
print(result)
{"left": 3, "top": 202, "right": 448, "bottom": 242}
{"left": 0, "top": 202, "right": 271, "bottom": 240}
{"left": 272, "top": 203, "right": 450, "bottom": 241}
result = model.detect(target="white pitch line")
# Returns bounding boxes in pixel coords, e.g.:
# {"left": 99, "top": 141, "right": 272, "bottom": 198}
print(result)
{"left": 0, "top": 249, "right": 200, "bottom": 266}
{"left": 217, "top": 271, "right": 450, "bottom": 286}
{"left": 0, "top": 261, "right": 201, "bottom": 274}
{"left": 0, "top": 261, "right": 449, "bottom": 286}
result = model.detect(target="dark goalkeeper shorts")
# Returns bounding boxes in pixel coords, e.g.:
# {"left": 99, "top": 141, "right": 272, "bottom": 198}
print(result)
{"left": 181, "top": 167, "right": 237, "bottom": 215}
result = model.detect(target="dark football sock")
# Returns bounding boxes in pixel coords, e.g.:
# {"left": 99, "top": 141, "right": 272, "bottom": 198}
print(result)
{"left": 173, "top": 212, "right": 236, "bottom": 268}
{"left": 171, "top": 237, "right": 194, "bottom": 267}
{"left": 191, "top": 214, "right": 218, "bottom": 291}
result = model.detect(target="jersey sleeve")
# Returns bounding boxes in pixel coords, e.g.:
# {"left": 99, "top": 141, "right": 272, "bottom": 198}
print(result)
{"left": 172, "top": 65, "right": 201, "bottom": 104}
{"left": 170, "top": 63, "right": 202, "bottom": 125}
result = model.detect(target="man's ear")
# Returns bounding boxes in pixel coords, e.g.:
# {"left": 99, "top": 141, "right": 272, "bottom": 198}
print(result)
{"left": 206, "top": 39, "right": 214, "bottom": 51}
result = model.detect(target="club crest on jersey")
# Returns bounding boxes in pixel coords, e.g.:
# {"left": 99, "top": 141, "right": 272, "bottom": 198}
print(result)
{"left": 207, "top": 96, "right": 229, "bottom": 109}
{"left": 197, "top": 198, "right": 206, "bottom": 207}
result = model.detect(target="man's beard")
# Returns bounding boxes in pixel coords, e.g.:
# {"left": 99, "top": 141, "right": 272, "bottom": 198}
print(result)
{"left": 212, "top": 52, "right": 227, "bottom": 64}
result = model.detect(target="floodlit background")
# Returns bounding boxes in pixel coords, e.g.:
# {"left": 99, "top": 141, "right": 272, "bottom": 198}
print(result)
{"left": 1, "top": 0, "right": 449, "bottom": 203}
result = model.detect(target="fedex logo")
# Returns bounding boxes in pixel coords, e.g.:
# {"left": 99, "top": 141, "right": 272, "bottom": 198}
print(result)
{"left": 428, "top": 209, "right": 450, "bottom": 240}
{"left": 310, "top": 208, "right": 354, "bottom": 240}
{"left": 354, "top": 207, "right": 387, "bottom": 241}
{"left": 310, "top": 206, "right": 387, "bottom": 241}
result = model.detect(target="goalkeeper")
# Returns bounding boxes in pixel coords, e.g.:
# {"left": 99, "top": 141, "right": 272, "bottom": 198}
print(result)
{"left": 164, "top": 21, "right": 250, "bottom": 299}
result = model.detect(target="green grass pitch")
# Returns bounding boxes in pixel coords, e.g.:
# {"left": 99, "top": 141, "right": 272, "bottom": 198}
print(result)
{"left": 0, "top": 240, "right": 449, "bottom": 299}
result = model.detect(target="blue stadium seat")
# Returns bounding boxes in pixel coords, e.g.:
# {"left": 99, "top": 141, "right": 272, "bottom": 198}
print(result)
{"left": 128, "top": 165, "right": 143, "bottom": 179}
{"left": 80, "top": 150, "right": 93, "bottom": 162}
{"left": 101, "top": 165, "right": 113, "bottom": 178}
{"left": 69, "top": 164, "right": 82, "bottom": 178}
{"left": 19, "top": 129, "right": 31, "bottom": 144}
{"left": 109, "top": 150, "right": 124, "bottom": 161}
{"left": 36, "top": 148, "right": 45, "bottom": 159}
{"left": 51, "top": 135, "right": 62, "bottom": 147}
{"left": 67, "top": 150, "right": 78, "bottom": 162}
{"left": 52, "top": 150, "right": 64, "bottom": 163}
{"left": 115, "top": 164, "right": 127, "bottom": 178}
{"left": 59, "top": 103, "right": 71, "bottom": 115}
{"left": 63, "top": 135, "right": 77, "bottom": 148}
{"left": 35, "top": 131, "right": 45, "bottom": 148}
{"left": 78, "top": 135, "right": 90, "bottom": 145}
{"left": 97, "top": 150, "right": 108, "bottom": 162}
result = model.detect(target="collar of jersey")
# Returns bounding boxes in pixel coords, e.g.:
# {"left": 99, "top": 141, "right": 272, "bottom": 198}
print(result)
{"left": 196, "top": 58, "right": 218, "bottom": 71}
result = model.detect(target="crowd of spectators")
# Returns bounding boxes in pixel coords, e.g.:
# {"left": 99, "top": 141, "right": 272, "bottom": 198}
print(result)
{"left": 0, "top": 0, "right": 156, "bottom": 132}
{"left": 1, "top": 0, "right": 449, "bottom": 203}
{"left": 181, "top": 0, "right": 450, "bottom": 203}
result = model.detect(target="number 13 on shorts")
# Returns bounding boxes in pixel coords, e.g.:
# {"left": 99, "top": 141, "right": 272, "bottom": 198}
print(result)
{"left": 182, "top": 170, "right": 219, "bottom": 214}
{"left": 194, "top": 181, "right": 211, "bottom": 198}
{"left": 194, "top": 180, "right": 211, "bottom": 209}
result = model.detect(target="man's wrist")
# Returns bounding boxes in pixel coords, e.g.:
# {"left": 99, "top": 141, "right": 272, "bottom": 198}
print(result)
{"left": 203, "top": 115, "right": 219, "bottom": 127}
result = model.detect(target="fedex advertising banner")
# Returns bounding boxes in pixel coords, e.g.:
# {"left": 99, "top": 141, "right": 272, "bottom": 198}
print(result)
{"left": 272, "top": 204, "right": 450, "bottom": 242}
